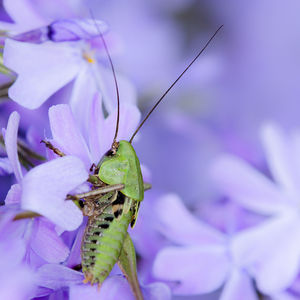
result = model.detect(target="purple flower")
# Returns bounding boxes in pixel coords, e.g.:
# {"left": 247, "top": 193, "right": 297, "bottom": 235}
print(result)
{"left": 129, "top": 190, "right": 174, "bottom": 283}
{"left": 13, "top": 19, "right": 108, "bottom": 43}
{"left": 21, "top": 156, "right": 87, "bottom": 231}
{"left": 47, "top": 97, "right": 141, "bottom": 169}
{"left": 2, "top": 112, "right": 84, "bottom": 271}
{"left": 152, "top": 194, "right": 259, "bottom": 299}
{"left": 0, "top": 206, "right": 35, "bottom": 299}
{"left": 3, "top": 17, "right": 137, "bottom": 112}
{"left": 3, "top": 111, "right": 88, "bottom": 231}
{"left": 0, "top": 0, "right": 85, "bottom": 32}
{"left": 35, "top": 264, "right": 171, "bottom": 300}
{"left": 211, "top": 123, "right": 300, "bottom": 294}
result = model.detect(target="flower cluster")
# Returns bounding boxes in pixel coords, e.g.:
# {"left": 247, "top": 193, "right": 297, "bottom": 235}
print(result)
{"left": 0, "top": 1, "right": 169, "bottom": 299}
{"left": 1, "top": 1, "right": 300, "bottom": 300}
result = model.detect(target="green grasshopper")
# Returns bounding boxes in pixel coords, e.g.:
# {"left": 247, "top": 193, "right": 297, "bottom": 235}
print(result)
{"left": 80, "top": 139, "right": 145, "bottom": 285}
{"left": 73, "top": 23, "right": 223, "bottom": 291}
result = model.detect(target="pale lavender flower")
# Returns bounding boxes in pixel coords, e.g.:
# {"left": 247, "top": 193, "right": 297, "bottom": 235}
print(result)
{"left": 13, "top": 19, "right": 107, "bottom": 43}
{"left": 35, "top": 264, "right": 171, "bottom": 300}
{"left": 129, "top": 189, "right": 171, "bottom": 284}
{"left": 3, "top": 111, "right": 88, "bottom": 231}
{"left": 3, "top": 16, "right": 137, "bottom": 114}
{"left": 152, "top": 194, "right": 259, "bottom": 300}
{"left": 0, "top": 207, "right": 36, "bottom": 300}
{"left": 211, "top": 123, "right": 300, "bottom": 294}
{"left": 2, "top": 112, "right": 84, "bottom": 279}
{"left": 271, "top": 292, "right": 300, "bottom": 300}
{"left": 21, "top": 156, "right": 87, "bottom": 230}
{"left": 0, "top": 0, "right": 84, "bottom": 32}
{"left": 47, "top": 96, "right": 141, "bottom": 169}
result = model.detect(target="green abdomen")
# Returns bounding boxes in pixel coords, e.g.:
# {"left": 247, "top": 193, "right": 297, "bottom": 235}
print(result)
{"left": 81, "top": 196, "right": 132, "bottom": 284}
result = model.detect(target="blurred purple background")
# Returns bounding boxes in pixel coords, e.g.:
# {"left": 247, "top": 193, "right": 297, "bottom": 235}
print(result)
{"left": 1, "top": 0, "right": 300, "bottom": 299}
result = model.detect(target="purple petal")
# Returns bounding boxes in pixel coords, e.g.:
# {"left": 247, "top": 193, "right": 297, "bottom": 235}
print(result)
{"left": 49, "top": 104, "right": 91, "bottom": 168}
{"left": 142, "top": 282, "right": 172, "bottom": 300}
{"left": 220, "top": 269, "right": 258, "bottom": 300}
{"left": 70, "top": 275, "right": 171, "bottom": 300}
{"left": 0, "top": 157, "right": 13, "bottom": 175}
{"left": 48, "top": 19, "right": 107, "bottom": 42}
{"left": 0, "top": 264, "right": 35, "bottom": 300}
{"left": 65, "top": 224, "right": 85, "bottom": 268}
{"left": 256, "top": 221, "right": 300, "bottom": 293}
{"left": 89, "top": 98, "right": 141, "bottom": 162}
{"left": 232, "top": 212, "right": 300, "bottom": 293}
{"left": 154, "top": 193, "right": 225, "bottom": 246}
{"left": 4, "top": 39, "right": 82, "bottom": 109}
{"left": 261, "top": 124, "right": 300, "bottom": 201}
{"left": 88, "top": 93, "right": 105, "bottom": 163}
{"left": 0, "top": 21, "right": 19, "bottom": 33}
{"left": 31, "top": 218, "right": 69, "bottom": 263}
{"left": 211, "top": 154, "right": 287, "bottom": 215}
{"left": 232, "top": 213, "right": 293, "bottom": 266}
{"left": 36, "top": 264, "right": 83, "bottom": 289}
{"left": 21, "top": 156, "right": 87, "bottom": 230}
{"left": 12, "top": 27, "right": 49, "bottom": 44}
{"left": 3, "top": 111, "right": 23, "bottom": 182}
{"left": 4, "top": 111, "right": 23, "bottom": 182}
{"left": 0, "top": 218, "right": 27, "bottom": 267}
{"left": 153, "top": 245, "right": 229, "bottom": 295}
{"left": 110, "top": 104, "right": 141, "bottom": 141}
{"left": 14, "top": 19, "right": 107, "bottom": 44}
{"left": 271, "top": 292, "right": 299, "bottom": 300}
{"left": 97, "top": 65, "right": 138, "bottom": 114}
{"left": 3, "top": 0, "right": 46, "bottom": 29}
{"left": 69, "top": 66, "right": 98, "bottom": 142}
{"left": 5, "top": 183, "right": 22, "bottom": 204}
{"left": 98, "top": 103, "right": 141, "bottom": 158}
{"left": 69, "top": 284, "right": 102, "bottom": 300}
{"left": 99, "top": 276, "right": 139, "bottom": 300}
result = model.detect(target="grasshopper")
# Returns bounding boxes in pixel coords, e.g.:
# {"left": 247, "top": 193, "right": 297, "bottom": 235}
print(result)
{"left": 74, "top": 23, "right": 223, "bottom": 291}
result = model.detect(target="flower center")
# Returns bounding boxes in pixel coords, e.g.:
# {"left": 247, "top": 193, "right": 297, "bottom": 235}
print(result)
{"left": 83, "top": 51, "right": 95, "bottom": 64}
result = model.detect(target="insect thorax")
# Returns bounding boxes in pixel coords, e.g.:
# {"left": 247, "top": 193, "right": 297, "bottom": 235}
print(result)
{"left": 98, "top": 140, "right": 144, "bottom": 201}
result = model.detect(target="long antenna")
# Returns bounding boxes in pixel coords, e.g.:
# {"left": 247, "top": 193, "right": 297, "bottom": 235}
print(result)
{"left": 129, "top": 25, "right": 223, "bottom": 143}
{"left": 90, "top": 11, "right": 120, "bottom": 146}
